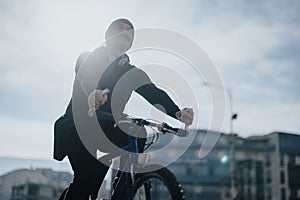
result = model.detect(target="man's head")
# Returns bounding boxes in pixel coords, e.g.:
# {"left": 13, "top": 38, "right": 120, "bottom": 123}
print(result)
{"left": 105, "top": 18, "right": 134, "bottom": 55}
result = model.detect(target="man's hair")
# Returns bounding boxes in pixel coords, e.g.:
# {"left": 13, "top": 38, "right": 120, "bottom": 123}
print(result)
{"left": 105, "top": 18, "right": 134, "bottom": 39}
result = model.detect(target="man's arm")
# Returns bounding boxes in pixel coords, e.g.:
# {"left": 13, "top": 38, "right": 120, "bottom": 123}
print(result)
{"left": 134, "top": 67, "right": 194, "bottom": 125}
{"left": 136, "top": 83, "right": 180, "bottom": 119}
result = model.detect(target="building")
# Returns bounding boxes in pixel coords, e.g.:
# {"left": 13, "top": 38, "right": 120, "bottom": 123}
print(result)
{"left": 0, "top": 168, "right": 72, "bottom": 200}
{"left": 145, "top": 130, "right": 300, "bottom": 200}
{"left": 165, "top": 130, "right": 233, "bottom": 199}
{"left": 264, "top": 132, "right": 300, "bottom": 200}
{"left": 235, "top": 159, "right": 264, "bottom": 200}
{"left": 11, "top": 182, "right": 56, "bottom": 200}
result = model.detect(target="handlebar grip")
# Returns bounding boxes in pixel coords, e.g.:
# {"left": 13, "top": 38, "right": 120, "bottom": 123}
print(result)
{"left": 88, "top": 89, "right": 110, "bottom": 117}
{"left": 175, "top": 129, "right": 189, "bottom": 137}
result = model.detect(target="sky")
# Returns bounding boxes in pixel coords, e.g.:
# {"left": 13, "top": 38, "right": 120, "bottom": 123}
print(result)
{"left": 0, "top": 0, "right": 299, "bottom": 159}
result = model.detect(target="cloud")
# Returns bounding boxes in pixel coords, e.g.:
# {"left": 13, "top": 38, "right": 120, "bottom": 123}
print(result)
{"left": 176, "top": 0, "right": 300, "bottom": 135}
{"left": 0, "top": 115, "right": 53, "bottom": 159}
{"left": 0, "top": 0, "right": 299, "bottom": 159}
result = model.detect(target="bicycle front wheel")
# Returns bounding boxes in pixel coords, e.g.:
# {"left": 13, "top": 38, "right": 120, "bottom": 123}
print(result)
{"left": 133, "top": 164, "right": 185, "bottom": 200}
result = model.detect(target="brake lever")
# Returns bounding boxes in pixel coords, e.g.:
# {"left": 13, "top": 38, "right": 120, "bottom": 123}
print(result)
{"left": 159, "top": 122, "right": 189, "bottom": 137}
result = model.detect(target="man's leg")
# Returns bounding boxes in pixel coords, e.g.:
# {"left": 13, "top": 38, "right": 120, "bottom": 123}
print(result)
{"left": 61, "top": 132, "right": 109, "bottom": 200}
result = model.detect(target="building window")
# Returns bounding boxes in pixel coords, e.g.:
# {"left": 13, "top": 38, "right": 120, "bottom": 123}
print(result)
{"left": 267, "top": 187, "right": 272, "bottom": 200}
{"left": 186, "top": 165, "right": 193, "bottom": 175}
{"left": 266, "top": 170, "right": 272, "bottom": 184}
{"left": 247, "top": 187, "right": 251, "bottom": 196}
{"left": 280, "top": 155, "right": 284, "bottom": 167}
{"left": 265, "top": 154, "right": 271, "bottom": 167}
{"left": 280, "top": 171, "right": 285, "bottom": 184}
{"left": 248, "top": 177, "right": 252, "bottom": 185}
{"left": 208, "top": 166, "right": 214, "bottom": 176}
{"left": 28, "top": 184, "right": 39, "bottom": 196}
{"left": 52, "top": 189, "right": 57, "bottom": 197}
{"left": 281, "top": 188, "right": 286, "bottom": 200}
{"left": 225, "top": 187, "right": 230, "bottom": 198}
{"left": 289, "top": 155, "right": 295, "bottom": 165}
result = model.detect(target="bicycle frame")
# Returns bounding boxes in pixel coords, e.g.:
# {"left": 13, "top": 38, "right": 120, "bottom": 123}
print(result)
{"left": 94, "top": 112, "right": 187, "bottom": 200}
{"left": 98, "top": 129, "right": 141, "bottom": 200}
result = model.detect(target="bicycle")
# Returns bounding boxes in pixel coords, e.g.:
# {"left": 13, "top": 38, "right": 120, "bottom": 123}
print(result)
{"left": 96, "top": 111, "right": 188, "bottom": 200}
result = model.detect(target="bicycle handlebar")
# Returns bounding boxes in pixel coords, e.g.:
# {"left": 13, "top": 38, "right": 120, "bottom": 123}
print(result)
{"left": 96, "top": 111, "right": 188, "bottom": 137}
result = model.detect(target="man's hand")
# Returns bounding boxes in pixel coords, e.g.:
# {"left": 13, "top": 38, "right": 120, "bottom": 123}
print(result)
{"left": 88, "top": 89, "right": 108, "bottom": 110}
{"left": 175, "top": 108, "right": 194, "bottom": 126}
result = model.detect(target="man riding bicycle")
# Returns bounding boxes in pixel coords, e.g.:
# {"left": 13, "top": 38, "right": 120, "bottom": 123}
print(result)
{"left": 58, "top": 18, "right": 194, "bottom": 200}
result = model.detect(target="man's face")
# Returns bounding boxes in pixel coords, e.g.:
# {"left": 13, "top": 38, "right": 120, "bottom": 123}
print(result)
{"left": 106, "top": 22, "right": 134, "bottom": 53}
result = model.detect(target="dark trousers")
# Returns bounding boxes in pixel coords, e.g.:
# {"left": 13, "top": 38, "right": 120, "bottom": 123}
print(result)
{"left": 59, "top": 123, "right": 146, "bottom": 200}
{"left": 60, "top": 131, "right": 109, "bottom": 200}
